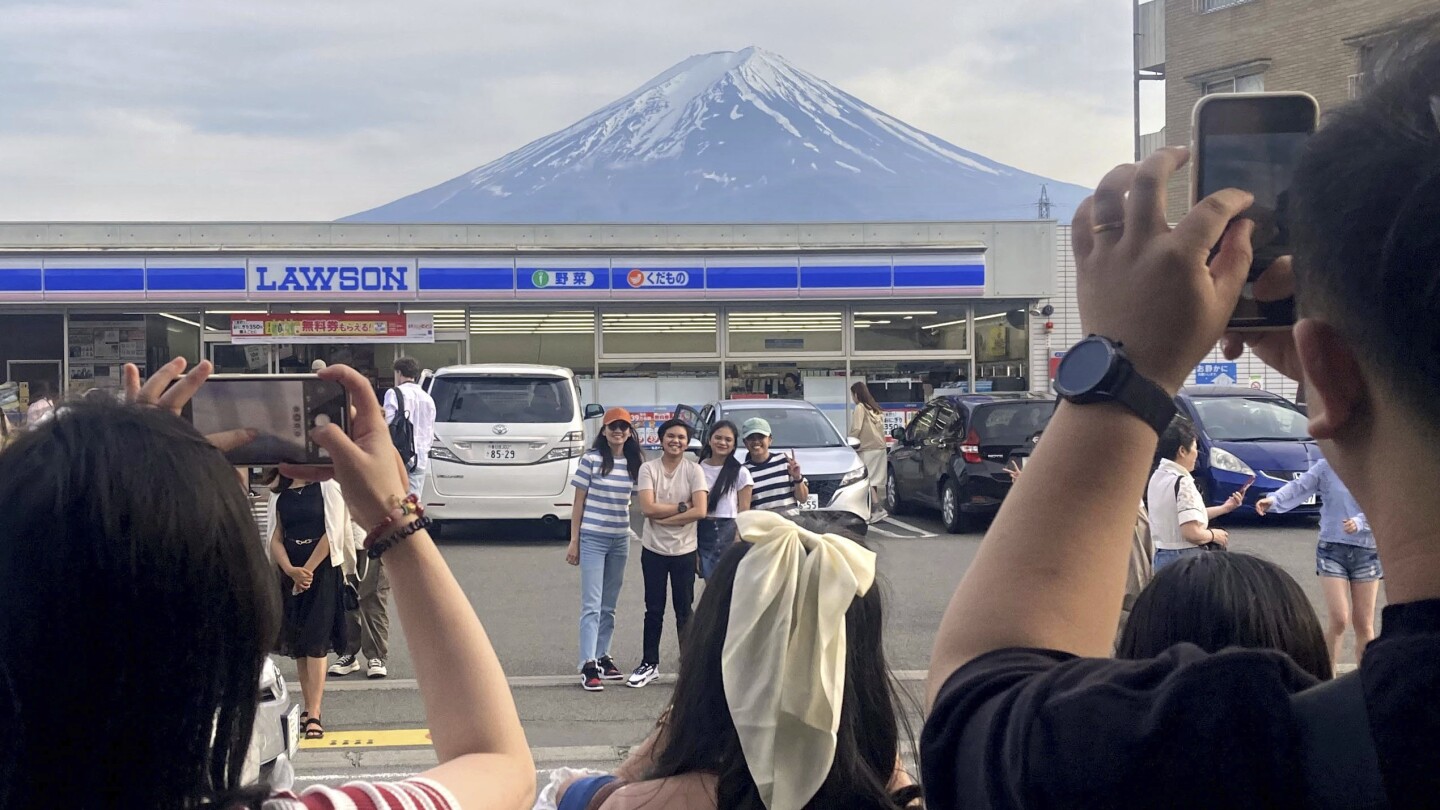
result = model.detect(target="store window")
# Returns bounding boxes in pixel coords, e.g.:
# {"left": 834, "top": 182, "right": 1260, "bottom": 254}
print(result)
{"left": 68, "top": 313, "right": 201, "bottom": 395}
{"left": 850, "top": 359, "right": 970, "bottom": 437}
{"left": 598, "top": 361, "right": 720, "bottom": 448}
{"left": 853, "top": 305, "right": 969, "bottom": 353}
{"left": 973, "top": 301, "right": 1029, "bottom": 391}
{"left": 205, "top": 309, "right": 267, "bottom": 333}
{"left": 1, "top": 314, "right": 64, "bottom": 413}
{"left": 726, "top": 309, "right": 842, "bottom": 354}
{"left": 601, "top": 310, "right": 717, "bottom": 355}
{"left": 469, "top": 310, "right": 596, "bottom": 388}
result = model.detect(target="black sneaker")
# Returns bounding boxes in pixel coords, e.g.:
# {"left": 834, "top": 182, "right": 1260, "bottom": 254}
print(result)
{"left": 627, "top": 662, "right": 659, "bottom": 688}
{"left": 580, "top": 661, "right": 604, "bottom": 692}
{"left": 328, "top": 654, "right": 360, "bottom": 676}
{"left": 597, "top": 655, "right": 624, "bottom": 680}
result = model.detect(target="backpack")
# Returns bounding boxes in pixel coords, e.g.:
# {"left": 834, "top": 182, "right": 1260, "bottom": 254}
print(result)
{"left": 389, "top": 384, "right": 418, "bottom": 472}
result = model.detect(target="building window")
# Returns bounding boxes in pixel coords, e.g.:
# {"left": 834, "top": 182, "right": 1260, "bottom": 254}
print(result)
{"left": 1203, "top": 73, "right": 1265, "bottom": 95}
{"left": 725, "top": 309, "right": 843, "bottom": 354}
{"left": 600, "top": 310, "right": 718, "bottom": 356}
{"left": 469, "top": 310, "right": 596, "bottom": 373}
{"left": 1195, "top": 0, "right": 1254, "bottom": 13}
{"left": 852, "top": 304, "right": 969, "bottom": 353}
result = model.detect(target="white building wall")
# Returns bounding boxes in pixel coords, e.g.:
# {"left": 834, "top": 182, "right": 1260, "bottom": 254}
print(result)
{"left": 1038, "top": 224, "right": 1301, "bottom": 401}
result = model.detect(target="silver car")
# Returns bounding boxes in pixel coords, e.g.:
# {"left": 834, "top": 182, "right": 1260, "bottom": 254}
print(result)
{"left": 685, "top": 399, "right": 871, "bottom": 534}
{"left": 242, "top": 655, "right": 300, "bottom": 790}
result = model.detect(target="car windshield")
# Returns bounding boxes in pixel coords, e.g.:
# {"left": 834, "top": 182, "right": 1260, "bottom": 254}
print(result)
{"left": 726, "top": 406, "right": 844, "bottom": 449}
{"left": 430, "top": 376, "right": 573, "bottom": 424}
{"left": 1191, "top": 397, "right": 1310, "bottom": 441}
{"left": 973, "top": 401, "right": 1054, "bottom": 444}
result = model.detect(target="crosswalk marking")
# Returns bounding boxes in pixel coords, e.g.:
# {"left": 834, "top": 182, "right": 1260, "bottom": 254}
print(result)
{"left": 880, "top": 516, "right": 932, "bottom": 535}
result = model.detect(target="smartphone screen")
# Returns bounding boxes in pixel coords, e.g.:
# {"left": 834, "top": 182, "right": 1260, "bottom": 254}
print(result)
{"left": 185, "top": 375, "right": 348, "bottom": 466}
{"left": 1193, "top": 92, "right": 1318, "bottom": 329}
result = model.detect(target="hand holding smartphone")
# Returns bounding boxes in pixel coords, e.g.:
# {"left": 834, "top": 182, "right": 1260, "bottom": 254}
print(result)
{"left": 1191, "top": 91, "right": 1319, "bottom": 330}
{"left": 183, "top": 374, "right": 351, "bottom": 467}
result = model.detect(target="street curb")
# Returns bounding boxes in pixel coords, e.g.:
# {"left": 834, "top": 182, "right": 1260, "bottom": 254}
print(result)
{"left": 296, "top": 669, "right": 929, "bottom": 693}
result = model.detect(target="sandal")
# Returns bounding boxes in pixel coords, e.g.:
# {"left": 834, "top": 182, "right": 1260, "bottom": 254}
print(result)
{"left": 303, "top": 716, "right": 324, "bottom": 740}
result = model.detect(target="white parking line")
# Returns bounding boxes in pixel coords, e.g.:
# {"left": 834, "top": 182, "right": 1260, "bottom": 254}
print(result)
{"left": 868, "top": 525, "right": 904, "bottom": 538}
{"left": 880, "top": 516, "right": 934, "bottom": 536}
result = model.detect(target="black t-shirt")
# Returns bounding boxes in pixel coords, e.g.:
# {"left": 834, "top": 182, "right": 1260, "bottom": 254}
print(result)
{"left": 920, "top": 599, "right": 1440, "bottom": 809}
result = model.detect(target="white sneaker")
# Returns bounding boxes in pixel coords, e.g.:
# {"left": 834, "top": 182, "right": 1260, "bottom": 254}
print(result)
{"left": 328, "top": 654, "right": 361, "bottom": 676}
{"left": 366, "top": 658, "right": 388, "bottom": 679}
{"left": 626, "top": 662, "right": 659, "bottom": 688}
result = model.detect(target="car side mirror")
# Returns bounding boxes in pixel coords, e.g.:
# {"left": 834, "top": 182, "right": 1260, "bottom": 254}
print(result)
{"left": 846, "top": 436, "right": 861, "bottom": 449}
{"left": 583, "top": 403, "right": 604, "bottom": 419}
{"left": 890, "top": 427, "right": 906, "bottom": 443}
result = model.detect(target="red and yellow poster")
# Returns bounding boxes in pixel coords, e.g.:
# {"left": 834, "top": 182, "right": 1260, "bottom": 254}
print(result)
{"left": 230, "top": 313, "right": 435, "bottom": 344}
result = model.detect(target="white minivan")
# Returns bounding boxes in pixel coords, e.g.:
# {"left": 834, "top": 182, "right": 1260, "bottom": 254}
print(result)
{"left": 421, "top": 364, "right": 603, "bottom": 536}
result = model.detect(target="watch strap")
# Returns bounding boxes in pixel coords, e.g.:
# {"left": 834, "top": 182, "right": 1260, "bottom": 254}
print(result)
{"left": 1111, "top": 361, "right": 1179, "bottom": 436}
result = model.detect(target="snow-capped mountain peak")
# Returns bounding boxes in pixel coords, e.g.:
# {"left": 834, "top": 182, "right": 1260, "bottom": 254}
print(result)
{"left": 344, "top": 47, "right": 1089, "bottom": 223}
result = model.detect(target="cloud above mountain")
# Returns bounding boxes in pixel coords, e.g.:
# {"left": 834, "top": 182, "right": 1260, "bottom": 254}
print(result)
{"left": 0, "top": 0, "right": 1150, "bottom": 220}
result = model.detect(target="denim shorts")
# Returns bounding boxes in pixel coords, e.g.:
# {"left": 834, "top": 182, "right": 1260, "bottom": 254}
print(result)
{"left": 1316, "top": 541, "right": 1383, "bottom": 582}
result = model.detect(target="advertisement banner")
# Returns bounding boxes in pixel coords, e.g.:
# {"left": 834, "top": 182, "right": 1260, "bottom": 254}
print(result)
{"left": 229, "top": 313, "right": 435, "bottom": 344}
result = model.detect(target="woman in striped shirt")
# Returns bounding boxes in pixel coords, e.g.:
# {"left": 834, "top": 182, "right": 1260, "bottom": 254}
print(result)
{"left": 566, "top": 407, "right": 644, "bottom": 691}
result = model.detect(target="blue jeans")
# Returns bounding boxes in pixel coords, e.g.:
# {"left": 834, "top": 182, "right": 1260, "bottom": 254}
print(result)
{"left": 1153, "top": 545, "right": 1207, "bottom": 572}
{"left": 578, "top": 531, "right": 629, "bottom": 670}
{"left": 696, "top": 517, "right": 737, "bottom": 579}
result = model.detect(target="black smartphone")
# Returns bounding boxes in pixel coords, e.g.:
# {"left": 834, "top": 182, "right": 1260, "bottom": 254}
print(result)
{"left": 183, "top": 374, "right": 349, "bottom": 466}
{"left": 1191, "top": 91, "right": 1319, "bottom": 330}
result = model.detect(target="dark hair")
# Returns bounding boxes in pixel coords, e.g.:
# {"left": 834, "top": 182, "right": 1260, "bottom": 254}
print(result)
{"left": 784, "top": 372, "right": 802, "bottom": 387}
{"left": 851, "top": 381, "right": 882, "bottom": 416}
{"left": 393, "top": 357, "right": 421, "bottom": 380}
{"left": 262, "top": 467, "right": 296, "bottom": 494}
{"left": 643, "top": 533, "right": 922, "bottom": 809}
{"left": 0, "top": 401, "right": 281, "bottom": 808}
{"left": 657, "top": 418, "right": 691, "bottom": 442}
{"left": 1118, "top": 552, "right": 1332, "bottom": 681}
{"left": 588, "top": 427, "right": 643, "bottom": 484}
{"left": 1156, "top": 416, "right": 1197, "bottom": 462}
{"left": 29, "top": 381, "right": 50, "bottom": 400}
{"left": 699, "top": 420, "right": 743, "bottom": 508}
{"left": 1290, "top": 26, "right": 1440, "bottom": 429}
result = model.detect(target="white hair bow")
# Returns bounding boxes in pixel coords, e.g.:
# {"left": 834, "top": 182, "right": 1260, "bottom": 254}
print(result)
{"left": 721, "top": 510, "right": 878, "bottom": 810}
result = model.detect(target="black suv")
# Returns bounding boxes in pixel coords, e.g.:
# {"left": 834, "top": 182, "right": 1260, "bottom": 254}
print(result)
{"left": 886, "top": 394, "right": 1054, "bottom": 533}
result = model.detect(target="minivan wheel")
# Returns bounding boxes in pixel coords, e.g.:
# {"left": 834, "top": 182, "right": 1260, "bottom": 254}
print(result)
{"left": 941, "top": 480, "right": 970, "bottom": 534}
{"left": 884, "top": 467, "right": 906, "bottom": 515}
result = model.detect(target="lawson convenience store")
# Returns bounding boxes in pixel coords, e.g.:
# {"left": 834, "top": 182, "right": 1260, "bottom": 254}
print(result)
{"left": 0, "top": 221, "right": 1055, "bottom": 439}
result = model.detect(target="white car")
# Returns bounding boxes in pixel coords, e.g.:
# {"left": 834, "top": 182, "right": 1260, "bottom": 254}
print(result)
{"left": 422, "top": 364, "right": 603, "bottom": 537}
{"left": 243, "top": 655, "right": 299, "bottom": 789}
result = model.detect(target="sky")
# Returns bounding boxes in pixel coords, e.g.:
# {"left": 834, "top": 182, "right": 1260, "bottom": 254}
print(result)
{"left": 0, "top": 0, "right": 1165, "bottom": 221}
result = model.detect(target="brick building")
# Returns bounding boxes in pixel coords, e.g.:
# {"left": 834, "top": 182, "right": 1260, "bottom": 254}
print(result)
{"left": 1057, "top": 0, "right": 1440, "bottom": 399}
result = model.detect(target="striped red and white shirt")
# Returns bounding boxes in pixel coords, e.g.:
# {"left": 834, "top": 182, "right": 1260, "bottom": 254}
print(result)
{"left": 266, "top": 779, "right": 457, "bottom": 810}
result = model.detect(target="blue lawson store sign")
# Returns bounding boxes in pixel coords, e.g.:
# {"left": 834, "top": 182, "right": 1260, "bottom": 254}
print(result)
{"left": 0, "top": 253, "right": 987, "bottom": 302}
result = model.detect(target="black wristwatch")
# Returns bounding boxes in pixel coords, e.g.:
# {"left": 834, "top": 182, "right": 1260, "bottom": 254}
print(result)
{"left": 1054, "top": 335, "right": 1177, "bottom": 436}
{"left": 676, "top": 501, "right": 689, "bottom": 514}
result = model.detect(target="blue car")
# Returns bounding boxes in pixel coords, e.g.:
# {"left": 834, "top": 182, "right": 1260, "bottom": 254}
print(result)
{"left": 1174, "top": 386, "right": 1321, "bottom": 515}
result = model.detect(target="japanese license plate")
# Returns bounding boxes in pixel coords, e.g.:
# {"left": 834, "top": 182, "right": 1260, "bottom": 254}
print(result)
{"left": 800, "top": 495, "right": 820, "bottom": 511}
{"left": 486, "top": 444, "right": 516, "bottom": 461}
{"left": 285, "top": 704, "right": 300, "bottom": 758}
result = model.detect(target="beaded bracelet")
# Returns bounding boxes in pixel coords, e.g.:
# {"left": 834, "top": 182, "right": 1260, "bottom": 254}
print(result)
{"left": 367, "top": 516, "right": 433, "bottom": 560}
{"left": 363, "top": 494, "right": 424, "bottom": 552}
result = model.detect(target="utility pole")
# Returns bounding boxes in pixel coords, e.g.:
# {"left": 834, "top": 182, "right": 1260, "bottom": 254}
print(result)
{"left": 1037, "top": 185, "right": 1052, "bottom": 219}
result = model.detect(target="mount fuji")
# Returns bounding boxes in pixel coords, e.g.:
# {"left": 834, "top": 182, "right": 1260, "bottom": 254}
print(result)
{"left": 343, "top": 47, "right": 1090, "bottom": 223}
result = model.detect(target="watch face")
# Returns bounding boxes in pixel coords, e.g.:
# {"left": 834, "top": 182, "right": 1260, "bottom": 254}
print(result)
{"left": 1056, "top": 338, "right": 1115, "bottom": 395}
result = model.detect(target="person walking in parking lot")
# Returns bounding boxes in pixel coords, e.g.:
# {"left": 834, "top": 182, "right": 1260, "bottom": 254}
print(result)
{"left": 1256, "top": 457, "right": 1380, "bottom": 669}
{"left": 849, "top": 381, "right": 889, "bottom": 523}
{"left": 631, "top": 418, "right": 708, "bottom": 688}
{"left": 566, "top": 407, "right": 643, "bottom": 691}
{"left": 742, "top": 417, "right": 809, "bottom": 515}
{"left": 696, "top": 419, "right": 753, "bottom": 579}
{"left": 1148, "top": 417, "right": 1245, "bottom": 572}
{"left": 339, "top": 357, "right": 435, "bottom": 681}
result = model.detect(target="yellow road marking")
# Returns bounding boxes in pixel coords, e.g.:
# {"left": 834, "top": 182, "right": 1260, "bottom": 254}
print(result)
{"left": 302, "top": 728, "right": 433, "bottom": 749}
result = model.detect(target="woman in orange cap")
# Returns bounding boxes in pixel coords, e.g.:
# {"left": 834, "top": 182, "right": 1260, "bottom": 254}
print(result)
{"left": 565, "top": 406, "right": 645, "bottom": 691}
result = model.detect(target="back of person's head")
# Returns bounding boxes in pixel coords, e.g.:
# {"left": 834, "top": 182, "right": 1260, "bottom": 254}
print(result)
{"left": 1156, "top": 416, "right": 1197, "bottom": 462}
{"left": 645, "top": 516, "right": 919, "bottom": 809}
{"left": 851, "top": 381, "right": 881, "bottom": 414}
{"left": 1291, "top": 25, "right": 1440, "bottom": 429}
{"left": 0, "top": 401, "right": 280, "bottom": 808}
{"left": 393, "top": 357, "right": 420, "bottom": 380}
{"left": 30, "top": 381, "right": 49, "bottom": 400}
{"left": 1118, "top": 552, "right": 1332, "bottom": 681}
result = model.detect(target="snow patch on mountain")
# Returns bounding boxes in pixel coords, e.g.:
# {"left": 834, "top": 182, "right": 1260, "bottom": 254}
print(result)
{"left": 344, "top": 46, "right": 1090, "bottom": 223}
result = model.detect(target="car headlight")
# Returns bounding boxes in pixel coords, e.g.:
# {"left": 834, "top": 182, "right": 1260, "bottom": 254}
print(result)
{"left": 1209, "top": 447, "right": 1254, "bottom": 476}
{"left": 838, "top": 467, "right": 868, "bottom": 488}
{"left": 429, "top": 438, "right": 461, "bottom": 464}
